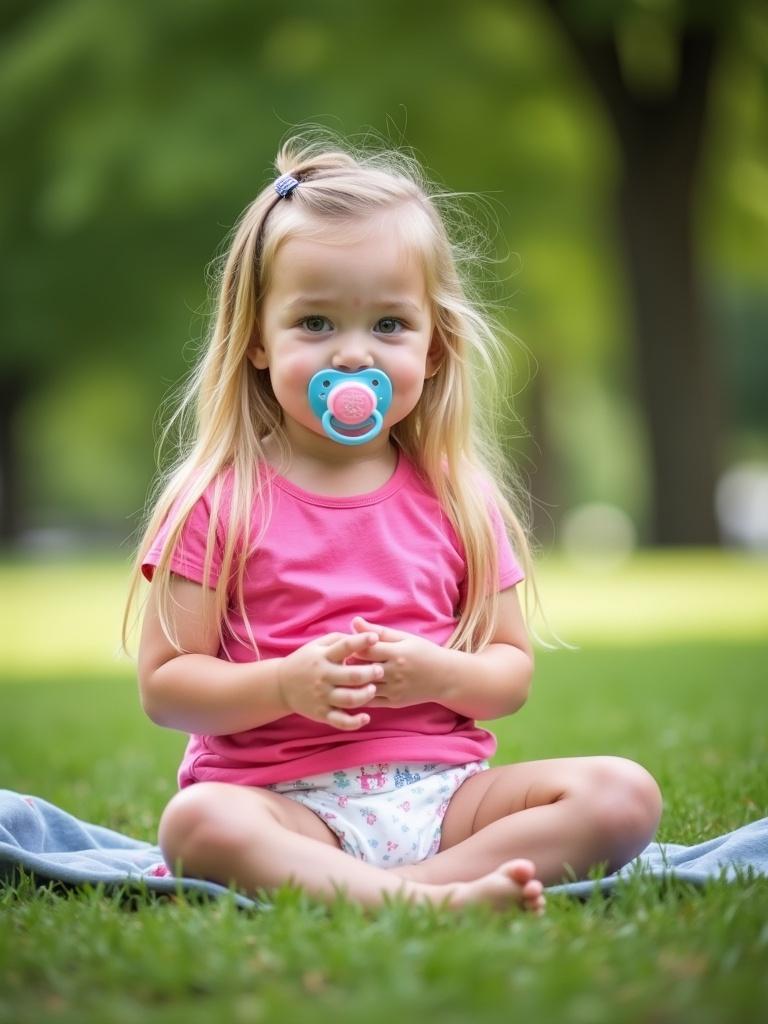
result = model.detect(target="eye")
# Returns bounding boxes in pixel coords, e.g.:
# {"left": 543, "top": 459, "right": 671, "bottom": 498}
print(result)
{"left": 301, "top": 316, "right": 331, "bottom": 333}
{"left": 375, "top": 318, "right": 404, "bottom": 335}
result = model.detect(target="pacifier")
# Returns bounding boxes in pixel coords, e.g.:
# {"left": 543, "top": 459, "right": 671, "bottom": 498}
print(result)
{"left": 307, "top": 368, "right": 393, "bottom": 446}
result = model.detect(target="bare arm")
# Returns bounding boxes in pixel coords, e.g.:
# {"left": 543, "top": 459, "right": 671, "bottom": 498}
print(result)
{"left": 138, "top": 574, "right": 383, "bottom": 735}
{"left": 137, "top": 575, "right": 287, "bottom": 734}
{"left": 439, "top": 586, "right": 534, "bottom": 720}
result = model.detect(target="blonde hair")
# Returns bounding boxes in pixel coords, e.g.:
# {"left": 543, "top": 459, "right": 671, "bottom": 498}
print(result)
{"left": 123, "top": 130, "right": 551, "bottom": 659}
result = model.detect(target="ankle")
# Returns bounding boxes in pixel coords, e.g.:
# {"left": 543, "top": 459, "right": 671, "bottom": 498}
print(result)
{"left": 388, "top": 863, "right": 421, "bottom": 883}
{"left": 399, "top": 878, "right": 463, "bottom": 909}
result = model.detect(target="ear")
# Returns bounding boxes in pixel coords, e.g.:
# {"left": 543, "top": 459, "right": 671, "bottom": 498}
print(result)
{"left": 424, "top": 330, "right": 444, "bottom": 379}
{"left": 246, "top": 329, "right": 270, "bottom": 370}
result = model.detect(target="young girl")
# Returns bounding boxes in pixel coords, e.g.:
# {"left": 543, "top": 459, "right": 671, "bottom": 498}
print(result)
{"left": 124, "top": 135, "right": 662, "bottom": 913}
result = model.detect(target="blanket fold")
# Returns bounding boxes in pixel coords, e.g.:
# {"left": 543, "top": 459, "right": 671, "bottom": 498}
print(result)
{"left": 1, "top": 790, "right": 765, "bottom": 906}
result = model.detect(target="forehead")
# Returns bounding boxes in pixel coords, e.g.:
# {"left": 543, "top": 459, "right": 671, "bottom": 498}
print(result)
{"left": 266, "top": 211, "right": 429, "bottom": 304}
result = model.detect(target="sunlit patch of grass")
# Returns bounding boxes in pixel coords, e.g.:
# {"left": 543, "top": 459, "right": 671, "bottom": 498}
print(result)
{"left": 0, "top": 556, "right": 134, "bottom": 676}
{"left": 1, "top": 549, "right": 766, "bottom": 677}
{"left": 533, "top": 548, "right": 768, "bottom": 646}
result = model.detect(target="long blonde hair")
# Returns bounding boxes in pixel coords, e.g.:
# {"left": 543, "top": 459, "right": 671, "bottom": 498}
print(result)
{"left": 123, "top": 130, "right": 549, "bottom": 658}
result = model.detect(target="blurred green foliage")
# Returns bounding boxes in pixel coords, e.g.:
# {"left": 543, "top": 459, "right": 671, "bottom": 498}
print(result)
{"left": 1, "top": 0, "right": 766, "bottom": 542}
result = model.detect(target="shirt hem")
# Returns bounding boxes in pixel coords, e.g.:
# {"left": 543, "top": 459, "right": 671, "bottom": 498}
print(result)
{"left": 181, "top": 734, "right": 497, "bottom": 788}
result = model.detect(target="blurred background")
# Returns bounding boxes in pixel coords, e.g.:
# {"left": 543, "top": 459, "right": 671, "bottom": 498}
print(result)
{"left": 1, "top": 0, "right": 767, "bottom": 567}
{"left": 0, "top": 2, "right": 766, "bottom": 877}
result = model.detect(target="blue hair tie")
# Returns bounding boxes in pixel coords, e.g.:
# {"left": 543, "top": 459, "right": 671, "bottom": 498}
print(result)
{"left": 274, "top": 174, "right": 300, "bottom": 198}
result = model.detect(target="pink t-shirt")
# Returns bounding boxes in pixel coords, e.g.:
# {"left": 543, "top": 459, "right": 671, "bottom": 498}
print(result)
{"left": 142, "top": 450, "right": 524, "bottom": 787}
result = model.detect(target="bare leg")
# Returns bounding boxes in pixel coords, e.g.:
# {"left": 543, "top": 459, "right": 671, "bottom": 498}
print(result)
{"left": 158, "top": 782, "right": 546, "bottom": 913}
{"left": 394, "top": 756, "right": 662, "bottom": 887}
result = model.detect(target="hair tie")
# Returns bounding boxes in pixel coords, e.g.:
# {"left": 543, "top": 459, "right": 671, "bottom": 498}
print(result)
{"left": 274, "top": 174, "right": 300, "bottom": 198}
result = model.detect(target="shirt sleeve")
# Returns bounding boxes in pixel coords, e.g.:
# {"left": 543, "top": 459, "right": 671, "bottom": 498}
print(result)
{"left": 455, "top": 476, "right": 525, "bottom": 609}
{"left": 141, "top": 477, "right": 228, "bottom": 588}
{"left": 487, "top": 493, "right": 525, "bottom": 590}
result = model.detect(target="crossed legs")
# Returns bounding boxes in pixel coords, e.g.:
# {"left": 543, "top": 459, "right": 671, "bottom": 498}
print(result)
{"left": 158, "top": 755, "right": 662, "bottom": 912}
{"left": 394, "top": 755, "right": 662, "bottom": 887}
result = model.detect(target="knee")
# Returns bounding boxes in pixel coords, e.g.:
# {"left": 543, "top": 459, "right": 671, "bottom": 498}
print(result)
{"left": 585, "top": 757, "right": 663, "bottom": 851}
{"left": 158, "top": 783, "right": 253, "bottom": 874}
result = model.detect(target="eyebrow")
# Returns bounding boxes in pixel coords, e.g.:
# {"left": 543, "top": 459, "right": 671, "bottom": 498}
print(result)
{"left": 284, "top": 297, "right": 424, "bottom": 315}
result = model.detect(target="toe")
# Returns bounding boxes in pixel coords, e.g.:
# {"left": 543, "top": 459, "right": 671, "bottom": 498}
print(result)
{"left": 520, "top": 878, "right": 546, "bottom": 915}
{"left": 503, "top": 858, "right": 537, "bottom": 884}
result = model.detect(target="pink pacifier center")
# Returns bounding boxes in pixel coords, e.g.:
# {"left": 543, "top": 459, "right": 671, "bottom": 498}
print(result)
{"left": 328, "top": 384, "right": 376, "bottom": 425}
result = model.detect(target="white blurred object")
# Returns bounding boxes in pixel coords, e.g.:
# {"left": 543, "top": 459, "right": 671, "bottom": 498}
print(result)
{"left": 715, "top": 462, "right": 768, "bottom": 551}
{"left": 560, "top": 503, "right": 637, "bottom": 572}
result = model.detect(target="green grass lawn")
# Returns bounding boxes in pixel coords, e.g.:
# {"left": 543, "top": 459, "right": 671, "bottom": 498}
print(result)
{"left": 1, "top": 551, "right": 767, "bottom": 1024}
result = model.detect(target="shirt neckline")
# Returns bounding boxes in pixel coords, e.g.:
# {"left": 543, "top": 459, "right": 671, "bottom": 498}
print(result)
{"left": 266, "top": 447, "right": 413, "bottom": 508}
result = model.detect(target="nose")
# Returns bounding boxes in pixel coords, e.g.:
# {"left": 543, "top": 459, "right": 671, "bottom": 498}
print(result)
{"left": 331, "top": 333, "right": 375, "bottom": 372}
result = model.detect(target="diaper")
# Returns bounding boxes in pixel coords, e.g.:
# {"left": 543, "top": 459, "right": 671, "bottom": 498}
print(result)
{"left": 265, "top": 760, "right": 489, "bottom": 868}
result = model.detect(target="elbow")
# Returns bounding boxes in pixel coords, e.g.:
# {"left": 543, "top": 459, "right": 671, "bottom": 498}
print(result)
{"left": 138, "top": 667, "right": 172, "bottom": 728}
{"left": 518, "top": 676, "right": 533, "bottom": 712}
{"left": 139, "top": 679, "right": 162, "bottom": 726}
{"left": 510, "top": 651, "right": 534, "bottom": 713}
{"left": 138, "top": 646, "right": 188, "bottom": 728}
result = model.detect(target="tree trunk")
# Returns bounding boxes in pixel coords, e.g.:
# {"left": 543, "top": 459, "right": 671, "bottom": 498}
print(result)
{"left": 0, "top": 372, "right": 29, "bottom": 545}
{"left": 525, "top": 363, "right": 561, "bottom": 551}
{"left": 544, "top": 4, "right": 724, "bottom": 543}
{"left": 618, "top": 93, "right": 722, "bottom": 543}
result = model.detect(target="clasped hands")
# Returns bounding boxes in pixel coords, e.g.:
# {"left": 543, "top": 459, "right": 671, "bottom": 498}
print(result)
{"left": 276, "top": 615, "right": 449, "bottom": 731}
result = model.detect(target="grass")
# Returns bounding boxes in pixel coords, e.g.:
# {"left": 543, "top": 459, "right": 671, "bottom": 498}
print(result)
{"left": 1, "top": 551, "right": 767, "bottom": 1024}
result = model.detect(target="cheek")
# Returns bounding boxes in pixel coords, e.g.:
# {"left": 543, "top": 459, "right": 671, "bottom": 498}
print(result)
{"left": 387, "top": 351, "right": 428, "bottom": 393}
{"left": 270, "top": 352, "right": 316, "bottom": 391}
{"left": 386, "top": 364, "right": 428, "bottom": 419}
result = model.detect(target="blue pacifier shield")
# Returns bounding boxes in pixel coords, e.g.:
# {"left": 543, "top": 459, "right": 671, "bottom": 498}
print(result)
{"left": 307, "top": 368, "right": 393, "bottom": 446}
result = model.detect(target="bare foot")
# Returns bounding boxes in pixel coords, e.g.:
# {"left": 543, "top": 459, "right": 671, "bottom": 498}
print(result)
{"left": 404, "top": 859, "right": 546, "bottom": 914}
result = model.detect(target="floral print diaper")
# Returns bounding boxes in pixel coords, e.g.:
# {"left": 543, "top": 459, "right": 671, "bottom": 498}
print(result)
{"left": 265, "top": 760, "right": 489, "bottom": 868}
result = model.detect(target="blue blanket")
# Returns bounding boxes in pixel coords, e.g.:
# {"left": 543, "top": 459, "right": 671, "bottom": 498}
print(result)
{"left": 1, "top": 790, "right": 765, "bottom": 907}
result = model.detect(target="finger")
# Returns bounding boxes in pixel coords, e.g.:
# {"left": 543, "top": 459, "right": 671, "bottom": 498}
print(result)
{"left": 329, "top": 683, "right": 377, "bottom": 708}
{"left": 326, "top": 709, "right": 370, "bottom": 731}
{"left": 346, "top": 642, "right": 389, "bottom": 664}
{"left": 327, "top": 631, "right": 379, "bottom": 663}
{"left": 316, "top": 632, "right": 346, "bottom": 646}
{"left": 344, "top": 654, "right": 366, "bottom": 666}
{"left": 352, "top": 616, "right": 404, "bottom": 642}
{"left": 338, "top": 661, "right": 385, "bottom": 686}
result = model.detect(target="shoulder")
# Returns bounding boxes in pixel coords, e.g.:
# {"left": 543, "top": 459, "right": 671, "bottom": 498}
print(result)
{"left": 169, "top": 463, "right": 237, "bottom": 533}
{"left": 439, "top": 455, "right": 505, "bottom": 511}
{"left": 141, "top": 462, "right": 255, "bottom": 578}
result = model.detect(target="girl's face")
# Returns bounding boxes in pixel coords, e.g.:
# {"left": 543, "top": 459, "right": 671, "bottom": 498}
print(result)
{"left": 248, "top": 213, "right": 441, "bottom": 458}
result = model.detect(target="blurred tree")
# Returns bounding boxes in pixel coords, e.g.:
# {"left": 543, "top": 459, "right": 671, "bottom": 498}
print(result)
{"left": 0, "top": 0, "right": 765, "bottom": 546}
{"left": 0, "top": 0, "right": 283, "bottom": 541}
{"left": 542, "top": 0, "right": 760, "bottom": 543}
